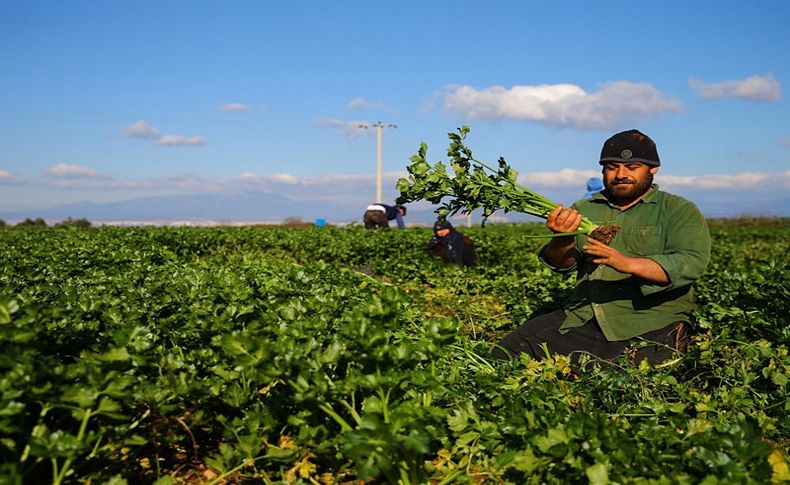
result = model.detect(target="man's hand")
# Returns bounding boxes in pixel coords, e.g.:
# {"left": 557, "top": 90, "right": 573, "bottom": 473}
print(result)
{"left": 546, "top": 205, "right": 582, "bottom": 233}
{"left": 582, "top": 237, "right": 670, "bottom": 285}
{"left": 582, "top": 237, "right": 631, "bottom": 272}
{"left": 542, "top": 205, "right": 581, "bottom": 269}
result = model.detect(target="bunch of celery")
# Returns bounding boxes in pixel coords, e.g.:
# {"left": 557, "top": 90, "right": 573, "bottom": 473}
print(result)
{"left": 396, "top": 126, "right": 602, "bottom": 237}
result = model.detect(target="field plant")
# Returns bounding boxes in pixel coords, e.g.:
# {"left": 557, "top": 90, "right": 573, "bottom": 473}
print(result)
{"left": 0, "top": 220, "right": 787, "bottom": 484}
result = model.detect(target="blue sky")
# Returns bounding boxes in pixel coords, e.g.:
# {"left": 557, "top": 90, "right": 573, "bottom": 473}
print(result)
{"left": 1, "top": 1, "right": 788, "bottom": 220}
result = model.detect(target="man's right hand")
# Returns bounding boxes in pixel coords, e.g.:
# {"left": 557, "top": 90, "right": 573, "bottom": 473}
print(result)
{"left": 542, "top": 205, "right": 581, "bottom": 269}
{"left": 546, "top": 205, "right": 582, "bottom": 234}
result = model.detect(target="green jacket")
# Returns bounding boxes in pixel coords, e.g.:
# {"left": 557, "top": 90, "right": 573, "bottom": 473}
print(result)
{"left": 539, "top": 185, "right": 711, "bottom": 341}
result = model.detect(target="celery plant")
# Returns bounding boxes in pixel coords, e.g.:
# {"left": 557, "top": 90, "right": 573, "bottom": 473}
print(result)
{"left": 396, "top": 126, "right": 606, "bottom": 238}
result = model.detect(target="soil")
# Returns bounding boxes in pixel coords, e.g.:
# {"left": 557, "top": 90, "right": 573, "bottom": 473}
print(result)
{"left": 589, "top": 224, "right": 621, "bottom": 245}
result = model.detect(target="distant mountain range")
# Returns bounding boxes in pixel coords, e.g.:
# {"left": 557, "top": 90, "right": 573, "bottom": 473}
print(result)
{"left": 0, "top": 190, "right": 786, "bottom": 226}
{"left": 0, "top": 191, "right": 475, "bottom": 226}
{"left": 0, "top": 192, "right": 354, "bottom": 224}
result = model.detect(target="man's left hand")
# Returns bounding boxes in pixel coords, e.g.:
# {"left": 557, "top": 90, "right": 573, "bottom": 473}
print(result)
{"left": 582, "top": 237, "right": 632, "bottom": 273}
{"left": 582, "top": 237, "right": 670, "bottom": 284}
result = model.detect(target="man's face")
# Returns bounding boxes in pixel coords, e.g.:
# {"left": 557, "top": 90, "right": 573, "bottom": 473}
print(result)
{"left": 435, "top": 228, "right": 451, "bottom": 237}
{"left": 602, "top": 162, "right": 657, "bottom": 205}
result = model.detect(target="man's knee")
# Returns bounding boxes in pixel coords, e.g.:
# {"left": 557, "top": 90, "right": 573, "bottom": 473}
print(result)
{"left": 490, "top": 310, "right": 567, "bottom": 360}
{"left": 490, "top": 345, "right": 513, "bottom": 360}
{"left": 632, "top": 321, "right": 690, "bottom": 365}
{"left": 492, "top": 328, "right": 541, "bottom": 360}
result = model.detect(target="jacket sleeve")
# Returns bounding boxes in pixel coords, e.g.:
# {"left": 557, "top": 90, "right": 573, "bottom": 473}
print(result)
{"left": 394, "top": 212, "right": 405, "bottom": 229}
{"left": 537, "top": 244, "right": 579, "bottom": 274}
{"left": 640, "top": 199, "right": 711, "bottom": 296}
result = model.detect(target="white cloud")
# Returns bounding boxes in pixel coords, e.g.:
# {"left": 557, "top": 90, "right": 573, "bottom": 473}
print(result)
{"left": 233, "top": 172, "right": 377, "bottom": 189}
{"left": 443, "top": 81, "right": 682, "bottom": 130}
{"left": 418, "top": 93, "right": 441, "bottom": 115}
{"left": 347, "top": 97, "right": 394, "bottom": 112}
{"left": 315, "top": 118, "right": 374, "bottom": 140}
{"left": 125, "top": 120, "right": 160, "bottom": 138}
{"left": 219, "top": 103, "right": 253, "bottom": 112}
{"left": 229, "top": 171, "right": 402, "bottom": 206}
{"left": 124, "top": 169, "right": 790, "bottom": 194}
{"left": 125, "top": 120, "right": 206, "bottom": 146}
{"left": 155, "top": 135, "right": 206, "bottom": 147}
{"left": 43, "top": 163, "right": 112, "bottom": 180}
{"left": 660, "top": 171, "right": 790, "bottom": 190}
{"left": 31, "top": 167, "right": 790, "bottom": 193}
{"left": 0, "top": 170, "right": 19, "bottom": 184}
{"left": 689, "top": 74, "right": 781, "bottom": 102}
{"left": 516, "top": 167, "right": 790, "bottom": 190}
{"left": 26, "top": 169, "right": 789, "bottom": 213}
{"left": 237, "top": 172, "right": 300, "bottom": 184}
{"left": 225, "top": 169, "right": 790, "bottom": 214}
{"left": 518, "top": 168, "right": 601, "bottom": 187}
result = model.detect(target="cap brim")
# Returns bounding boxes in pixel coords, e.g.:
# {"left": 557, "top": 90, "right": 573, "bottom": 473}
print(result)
{"left": 599, "top": 157, "right": 659, "bottom": 166}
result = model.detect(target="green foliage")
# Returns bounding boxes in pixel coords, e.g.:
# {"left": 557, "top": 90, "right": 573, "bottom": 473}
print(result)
{"left": 0, "top": 221, "right": 787, "bottom": 483}
{"left": 396, "top": 126, "right": 598, "bottom": 234}
{"left": 55, "top": 217, "right": 92, "bottom": 228}
{"left": 14, "top": 217, "right": 47, "bottom": 227}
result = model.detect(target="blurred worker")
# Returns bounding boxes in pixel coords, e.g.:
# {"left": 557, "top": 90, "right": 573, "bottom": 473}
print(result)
{"left": 584, "top": 177, "right": 604, "bottom": 198}
{"left": 363, "top": 203, "right": 407, "bottom": 229}
{"left": 427, "top": 220, "right": 477, "bottom": 267}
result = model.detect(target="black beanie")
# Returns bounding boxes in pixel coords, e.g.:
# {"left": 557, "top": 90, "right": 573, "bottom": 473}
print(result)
{"left": 433, "top": 220, "right": 453, "bottom": 232}
{"left": 599, "top": 129, "right": 660, "bottom": 167}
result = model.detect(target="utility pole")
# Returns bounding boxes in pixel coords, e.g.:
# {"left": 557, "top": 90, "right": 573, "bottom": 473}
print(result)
{"left": 359, "top": 121, "right": 396, "bottom": 203}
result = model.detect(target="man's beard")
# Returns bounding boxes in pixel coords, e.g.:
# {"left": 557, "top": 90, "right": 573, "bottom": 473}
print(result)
{"left": 605, "top": 172, "right": 654, "bottom": 205}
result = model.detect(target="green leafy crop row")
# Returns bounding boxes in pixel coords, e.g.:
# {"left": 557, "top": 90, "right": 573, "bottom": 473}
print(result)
{"left": 0, "top": 222, "right": 787, "bottom": 484}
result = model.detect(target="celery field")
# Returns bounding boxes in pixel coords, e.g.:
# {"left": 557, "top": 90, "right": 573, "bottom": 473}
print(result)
{"left": 0, "top": 220, "right": 788, "bottom": 484}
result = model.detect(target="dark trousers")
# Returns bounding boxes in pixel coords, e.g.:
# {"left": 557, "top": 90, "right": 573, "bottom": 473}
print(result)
{"left": 363, "top": 210, "right": 390, "bottom": 229}
{"left": 491, "top": 309, "right": 689, "bottom": 366}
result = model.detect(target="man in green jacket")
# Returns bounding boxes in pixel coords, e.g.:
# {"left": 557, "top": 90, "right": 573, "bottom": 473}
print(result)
{"left": 492, "top": 129, "right": 711, "bottom": 365}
